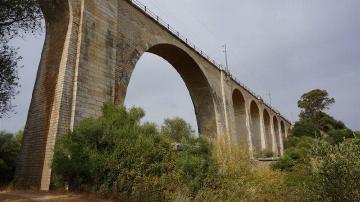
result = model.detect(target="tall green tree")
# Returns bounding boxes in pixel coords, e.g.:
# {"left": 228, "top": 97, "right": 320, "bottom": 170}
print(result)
{"left": 297, "top": 89, "right": 335, "bottom": 122}
{"left": 295, "top": 89, "right": 336, "bottom": 138}
{"left": 0, "top": 0, "right": 43, "bottom": 118}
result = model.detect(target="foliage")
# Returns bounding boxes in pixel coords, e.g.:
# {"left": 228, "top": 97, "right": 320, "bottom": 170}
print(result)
{"left": 0, "top": 0, "right": 43, "bottom": 117}
{"left": 273, "top": 138, "right": 360, "bottom": 201}
{"left": 254, "top": 149, "right": 275, "bottom": 158}
{"left": 297, "top": 89, "right": 335, "bottom": 122}
{"left": 293, "top": 89, "right": 353, "bottom": 145}
{"left": 272, "top": 136, "right": 317, "bottom": 171}
{"left": 0, "top": 130, "right": 22, "bottom": 185}
{"left": 52, "top": 103, "right": 212, "bottom": 200}
{"left": 355, "top": 131, "right": 360, "bottom": 138}
{"left": 175, "top": 137, "right": 213, "bottom": 197}
{"left": 195, "top": 137, "right": 288, "bottom": 202}
{"left": 292, "top": 119, "right": 318, "bottom": 138}
{"left": 161, "top": 117, "right": 195, "bottom": 142}
{"left": 292, "top": 113, "right": 351, "bottom": 143}
{"left": 319, "top": 113, "right": 347, "bottom": 132}
{"left": 0, "top": 44, "right": 19, "bottom": 118}
{"left": 303, "top": 139, "right": 360, "bottom": 201}
{"left": 326, "top": 128, "right": 354, "bottom": 145}
{"left": 0, "top": 0, "right": 43, "bottom": 40}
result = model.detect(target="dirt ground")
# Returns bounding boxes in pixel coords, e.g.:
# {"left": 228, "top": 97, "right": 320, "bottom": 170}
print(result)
{"left": 0, "top": 190, "right": 110, "bottom": 202}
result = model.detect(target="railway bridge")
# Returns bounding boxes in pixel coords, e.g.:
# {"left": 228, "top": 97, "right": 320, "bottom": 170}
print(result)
{"left": 15, "top": 0, "right": 291, "bottom": 190}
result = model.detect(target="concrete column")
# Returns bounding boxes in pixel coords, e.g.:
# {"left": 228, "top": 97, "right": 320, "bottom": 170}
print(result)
{"left": 245, "top": 106, "right": 254, "bottom": 157}
{"left": 220, "top": 71, "right": 230, "bottom": 141}
{"left": 270, "top": 117, "right": 277, "bottom": 154}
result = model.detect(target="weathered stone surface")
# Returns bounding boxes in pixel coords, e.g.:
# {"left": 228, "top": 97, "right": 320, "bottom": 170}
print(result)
{"left": 15, "top": 0, "right": 291, "bottom": 190}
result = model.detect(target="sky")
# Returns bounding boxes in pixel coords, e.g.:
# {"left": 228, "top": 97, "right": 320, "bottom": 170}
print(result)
{"left": 1, "top": 0, "right": 359, "bottom": 133}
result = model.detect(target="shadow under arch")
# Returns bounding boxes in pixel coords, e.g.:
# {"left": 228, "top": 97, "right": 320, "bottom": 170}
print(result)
{"left": 250, "top": 101, "right": 261, "bottom": 152}
{"left": 124, "top": 43, "right": 217, "bottom": 137}
{"left": 280, "top": 120, "right": 286, "bottom": 141}
{"left": 232, "top": 89, "right": 248, "bottom": 146}
{"left": 263, "top": 109, "right": 272, "bottom": 150}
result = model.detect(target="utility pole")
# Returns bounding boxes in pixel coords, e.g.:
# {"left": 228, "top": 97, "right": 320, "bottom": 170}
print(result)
{"left": 222, "top": 44, "right": 229, "bottom": 73}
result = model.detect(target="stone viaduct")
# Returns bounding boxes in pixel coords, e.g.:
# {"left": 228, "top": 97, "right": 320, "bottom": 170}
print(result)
{"left": 15, "top": 0, "right": 291, "bottom": 190}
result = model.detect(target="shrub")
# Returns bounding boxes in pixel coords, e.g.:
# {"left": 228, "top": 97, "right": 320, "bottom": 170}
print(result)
{"left": 326, "top": 128, "right": 354, "bottom": 144}
{"left": 254, "top": 149, "right": 274, "bottom": 158}
{"left": 52, "top": 103, "right": 213, "bottom": 200}
{"left": 355, "top": 131, "right": 360, "bottom": 138}
{"left": 195, "top": 137, "right": 288, "bottom": 202}
{"left": 292, "top": 119, "right": 318, "bottom": 138}
{"left": 0, "top": 130, "right": 22, "bottom": 186}
{"left": 271, "top": 136, "right": 317, "bottom": 171}
{"left": 305, "top": 139, "right": 360, "bottom": 201}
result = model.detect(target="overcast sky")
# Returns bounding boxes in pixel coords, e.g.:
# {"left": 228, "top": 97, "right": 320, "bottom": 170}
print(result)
{"left": 1, "top": 0, "right": 359, "bottom": 133}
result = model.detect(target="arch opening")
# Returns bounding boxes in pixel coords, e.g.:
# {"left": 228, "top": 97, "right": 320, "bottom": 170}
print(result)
{"left": 250, "top": 101, "right": 261, "bottom": 152}
{"left": 122, "top": 43, "right": 217, "bottom": 137}
{"left": 280, "top": 121, "right": 286, "bottom": 142}
{"left": 232, "top": 90, "right": 248, "bottom": 146}
{"left": 263, "top": 110, "right": 272, "bottom": 151}
{"left": 273, "top": 117, "right": 281, "bottom": 155}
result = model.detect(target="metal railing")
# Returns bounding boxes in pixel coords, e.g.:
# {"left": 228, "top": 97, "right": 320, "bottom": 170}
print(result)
{"left": 128, "top": 0, "right": 289, "bottom": 123}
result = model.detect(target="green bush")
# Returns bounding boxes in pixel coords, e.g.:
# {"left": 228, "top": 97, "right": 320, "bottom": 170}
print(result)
{"left": 326, "top": 128, "right": 354, "bottom": 144}
{"left": 52, "top": 103, "right": 213, "bottom": 200}
{"left": 0, "top": 130, "right": 22, "bottom": 186}
{"left": 292, "top": 119, "right": 318, "bottom": 138}
{"left": 289, "top": 139, "right": 360, "bottom": 202}
{"left": 272, "top": 136, "right": 317, "bottom": 171}
{"left": 254, "top": 149, "right": 274, "bottom": 158}
{"left": 195, "top": 137, "right": 288, "bottom": 202}
{"left": 355, "top": 131, "right": 360, "bottom": 138}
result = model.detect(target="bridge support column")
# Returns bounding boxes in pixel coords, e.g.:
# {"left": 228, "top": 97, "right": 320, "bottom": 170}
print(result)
{"left": 14, "top": 0, "right": 83, "bottom": 190}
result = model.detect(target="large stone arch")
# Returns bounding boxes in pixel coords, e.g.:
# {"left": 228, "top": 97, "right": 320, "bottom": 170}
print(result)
{"left": 263, "top": 109, "right": 272, "bottom": 150}
{"left": 250, "top": 101, "right": 261, "bottom": 152}
{"left": 273, "top": 116, "right": 281, "bottom": 155}
{"left": 232, "top": 89, "right": 248, "bottom": 146}
{"left": 117, "top": 43, "right": 217, "bottom": 136}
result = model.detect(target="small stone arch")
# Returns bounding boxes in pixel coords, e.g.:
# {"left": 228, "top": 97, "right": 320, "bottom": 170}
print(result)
{"left": 250, "top": 101, "right": 261, "bottom": 152}
{"left": 263, "top": 109, "right": 272, "bottom": 150}
{"left": 273, "top": 116, "right": 281, "bottom": 155}
{"left": 280, "top": 120, "right": 286, "bottom": 142}
{"left": 232, "top": 89, "right": 248, "bottom": 146}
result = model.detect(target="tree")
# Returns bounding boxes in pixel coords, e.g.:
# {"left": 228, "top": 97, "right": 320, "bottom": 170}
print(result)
{"left": 298, "top": 89, "right": 335, "bottom": 122}
{"left": 161, "top": 117, "right": 195, "bottom": 142}
{"left": 0, "top": 0, "right": 43, "bottom": 40}
{"left": 0, "top": 0, "right": 43, "bottom": 117}
{"left": 0, "top": 45, "right": 19, "bottom": 118}
{"left": 298, "top": 89, "right": 336, "bottom": 137}
{"left": 0, "top": 130, "right": 22, "bottom": 185}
